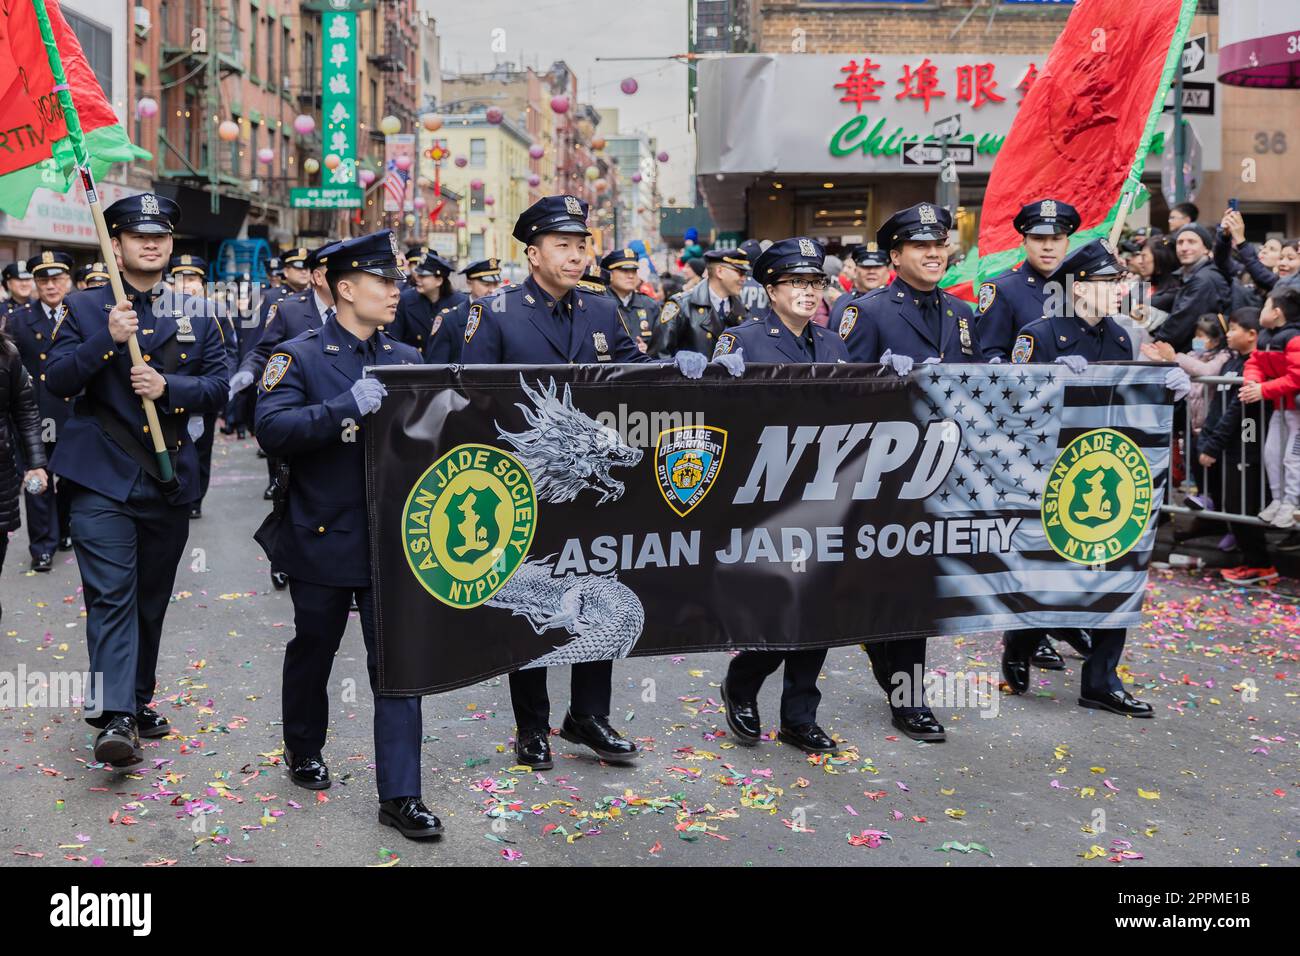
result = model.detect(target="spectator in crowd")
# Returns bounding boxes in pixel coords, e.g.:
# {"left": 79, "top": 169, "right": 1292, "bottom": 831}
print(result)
{"left": 1242, "top": 287, "right": 1300, "bottom": 529}
{"left": 1216, "top": 209, "right": 1287, "bottom": 310}
{"left": 1, "top": 325, "right": 49, "bottom": 621}
{"left": 1169, "top": 201, "right": 1199, "bottom": 232}
{"left": 814, "top": 254, "right": 845, "bottom": 327}
{"left": 682, "top": 257, "right": 705, "bottom": 292}
{"left": 1196, "top": 309, "right": 1275, "bottom": 581}
{"left": 1152, "top": 224, "right": 1229, "bottom": 353}
{"left": 1129, "top": 233, "right": 1181, "bottom": 333}
{"left": 1144, "top": 313, "right": 1232, "bottom": 434}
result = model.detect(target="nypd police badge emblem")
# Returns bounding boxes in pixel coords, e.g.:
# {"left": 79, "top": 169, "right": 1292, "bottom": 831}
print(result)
{"left": 141, "top": 193, "right": 160, "bottom": 216}
{"left": 464, "top": 303, "right": 483, "bottom": 343}
{"left": 593, "top": 330, "right": 610, "bottom": 360}
{"left": 1011, "top": 334, "right": 1034, "bottom": 364}
{"left": 431, "top": 314, "right": 443, "bottom": 336}
{"left": 262, "top": 352, "right": 292, "bottom": 391}
{"left": 798, "top": 238, "right": 816, "bottom": 258}
{"left": 655, "top": 425, "right": 727, "bottom": 518}
{"left": 838, "top": 305, "right": 858, "bottom": 339}
{"left": 564, "top": 195, "right": 582, "bottom": 216}
{"left": 919, "top": 204, "right": 938, "bottom": 226}
{"left": 713, "top": 332, "right": 736, "bottom": 358}
{"left": 1040, "top": 199, "right": 1057, "bottom": 220}
{"left": 978, "top": 282, "right": 996, "bottom": 314}
{"left": 660, "top": 300, "right": 678, "bottom": 324}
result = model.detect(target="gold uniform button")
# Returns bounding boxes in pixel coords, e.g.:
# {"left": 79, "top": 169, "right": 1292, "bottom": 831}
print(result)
{"left": 39, "top": 373, "right": 46, "bottom": 381}
{"left": 142, "top": 354, "right": 151, "bottom": 362}
{"left": 180, "top": 353, "right": 187, "bottom": 360}
{"left": 39, "top": 353, "right": 46, "bottom": 360}
{"left": 317, "top": 525, "right": 325, "bottom": 533}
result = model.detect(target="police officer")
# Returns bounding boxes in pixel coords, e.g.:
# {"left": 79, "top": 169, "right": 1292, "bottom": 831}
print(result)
{"left": 839, "top": 202, "right": 983, "bottom": 742}
{"left": 1002, "top": 239, "right": 1190, "bottom": 718}
{"left": 737, "top": 238, "right": 771, "bottom": 319}
{"left": 11, "top": 251, "right": 77, "bottom": 567}
{"left": 390, "top": 252, "right": 466, "bottom": 356}
{"left": 2, "top": 260, "right": 35, "bottom": 328}
{"left": 974, "top": 199, "right": 1083, "bottom": 669}
{"left": 976, "top": 199, "right": 1080, "bottom": 362}
{"left": 602, "top": 248, "right": 659, "bottom": 351}
{"left": 45, "top": 192, "right": 231, "bottom": 766}
{"left": 168, "top": 254, "right": 235, "bottom": 519}
{"left": 714, "top": 237, "right": 847, "bottom": 754}
{"left": 650, "top": 247, "right": 754, "bottom": 359}
{"left": 423, "top": 257, "right": 503, "bottom": 363}
{"left": 828, "top": 242, "right": 891, "bottom": 335}
{"left": 404, "top": 244, "right": 428, "bottom": 289}
{"left": 74, "top": 261, "right": 111, "bottom": 291}
{"left": 462, "top": 194, "right": 734, "bottom": 770}
{"left": 254, "top": 229, "right": 441, "bottom": 839}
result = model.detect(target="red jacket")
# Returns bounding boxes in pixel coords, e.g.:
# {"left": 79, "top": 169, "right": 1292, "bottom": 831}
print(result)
{"left": 1244, "top": 324, "right": 1300, "bottom": 410}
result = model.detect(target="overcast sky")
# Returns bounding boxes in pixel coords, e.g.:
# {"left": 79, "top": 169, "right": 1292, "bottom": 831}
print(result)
{"left": 420, "top": 0, "right": 695, "bottom": 201}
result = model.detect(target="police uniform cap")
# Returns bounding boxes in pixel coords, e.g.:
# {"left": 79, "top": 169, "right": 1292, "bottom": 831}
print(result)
{"left": 1059, "top": 238, "right": 1123, "bottom": 282}
{"left": 413, "top": 252, "right": 455, "bottom": 276}
{"left": 849, "top": 242, "right": 889, "bottom": 267}
{"left": 1012, "top": 198, "right": 1080, "bottom": 237}
{"left": 75, "top": 261, "right": 110, "bottom": 284}
{"left": 405, "top": 245, "right": 429, "bottom": 261}
{"left": 307, "top": 242, "right": 338, "bottom": 270}
{"left": 31, "top": 250, "right": 74, "bottom": 277}
{"left": 460, "top": 258, "right": 502, "bottom": 282}
{"left": 3, "top": 261, "right": 34, "bottom": 281}
{"left": 877, "top": 202, "right": 952, "bottom": 250}
{"left": 282, "top": 247, "right": 311, "bottom": 266}
{"left": 104, "top": 192, "right": 180, "bottom": 235}
{"left": 324, "top": 229, "right": 407, "bottom": 280}
{"left": 752, "top": 237, "right": 825, "bottom": 284}
{"left": 738, "top": 238, "right": 763, "bottom": 263}
{"left": 512, "top": 194, "right": 591, "bottom": 244}
{"left": 600, "top": 248, "right": 640, "bottom": 271}
{"left": 167, "top": 254, "right": 208, "bottom": 277}
{"left": 702, "top": 247, "right": 752, "bottom": 273}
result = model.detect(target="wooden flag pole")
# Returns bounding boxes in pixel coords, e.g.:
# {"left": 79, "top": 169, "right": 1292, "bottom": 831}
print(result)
{"left": 30, "top": 0, "right": 173, "bottom": 481}
{"left": 1108, "top": 190, "right": 1134, "bottom": 248}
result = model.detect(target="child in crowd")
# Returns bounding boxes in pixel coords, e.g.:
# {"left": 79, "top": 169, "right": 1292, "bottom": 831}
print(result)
{"left": 1242, "top": 287, "right": 1300, "bottom": 529}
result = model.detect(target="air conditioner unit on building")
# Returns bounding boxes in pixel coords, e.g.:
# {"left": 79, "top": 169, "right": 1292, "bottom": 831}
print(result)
{"left": 134, "top": 6, "right": 151, "bottom": 37}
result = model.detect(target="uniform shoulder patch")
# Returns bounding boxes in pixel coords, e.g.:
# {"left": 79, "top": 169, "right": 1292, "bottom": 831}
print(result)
{"left": 464, "top": 303, "right": 484, "bottom": 343}
{"left": 660, "top": 300, "right": 679, "bottom": 324}
{"left": 1011, "top": 334, "right": 1034, "bottom": 364}
{"left": 262, "top": 352, "right": 292, "bottom": 391}
{"left": 978, "top": 282, "right": 997, "bottom": 314}
{"left": 267, "top": 302, "right": 279, "bottom": 322}
{"left": 838, "top": 305, "right": 858, "bottom": 339}
{"left": 431, "top": 313, "right": 443, "bottom": 336}
{"left": 713, "top": 331, "right": 737, "bottom": 359}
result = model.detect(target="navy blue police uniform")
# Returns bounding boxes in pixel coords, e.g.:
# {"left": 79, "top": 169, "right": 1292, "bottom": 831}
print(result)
{"left": 389, "top": 252, "right": 467, "bottom": 356}
{"left": 714, "top": 238, "right": 849, "bottom": 754}
{"left": 601, "top": 248, "right": 660, "bottom": 348}
{"left": 238, "top": 245, "right": 337, "bottom": 384}
{"left": 2, "top": 260, "right": 35, "bottom": 328}
{"left": 828, "top": 242, "right": 891, "bottom": 335}
{"left": 1002, "top": 238, "right": 1152, "bottom": 718}
{"left": 737, "top": 238, "right": 771, "bottom": 320}
{"left": 423, "top": 258, "right": 500, "bottom": 363}
{"left": 44, "top": 192, "right": 231, "bottom": 755}
{"left": 11, "top": 251, "right": 77, "bottom": 565}
{"left": 461, "top": 195, "right": 652, "bottom": 769}
{"left": 975, "top": 199, "right": 1081, "bottom": 361}
{"left": 254, "top": 230, "right": 442, "bottom": 835}
{"left": 649, "top": 247, "right": 754, "bottom": 359}
{"left": 841, "top": 202, "right": 980, "bottom": 742}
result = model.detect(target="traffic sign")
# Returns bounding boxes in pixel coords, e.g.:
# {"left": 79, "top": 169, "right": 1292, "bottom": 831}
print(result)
{"left": 1181, "top": 34, "right": 1208, "bottom": 76}
{"left": 932, "top": 114, "right": 962, "bottom": 140}
{"left": 1163, "top": 81, "right": 1215, "bottom": 116}
{"left": 900, "top": 142, "right": 975, "bottom": 167}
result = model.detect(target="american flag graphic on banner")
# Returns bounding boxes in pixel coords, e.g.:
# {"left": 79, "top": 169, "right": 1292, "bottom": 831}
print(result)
{"left": 382, "top": 160, "right": 409, "bottom": 213}
{"left": 911, "top": 362, "right": 1173, "bottom": 634}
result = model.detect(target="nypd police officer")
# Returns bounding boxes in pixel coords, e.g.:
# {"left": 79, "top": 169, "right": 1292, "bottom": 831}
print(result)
{"left": 828, "top": 242, "right": 891, "bottom": 335}
{"left": 602, "top": 248, "right": 659, "bottom": 350}
{"left": 462, "top": 194, "right": 735, "bottom": 770}
{"left": 840, "top": 202, "right": 984, "bottom": 742}
{"left": 714, "top": 237, "right": 848, "bottom": 755}
{"left": 650, "top": 247, "right": 753, "bottom": 359}
{"left": 254, "top": 230, "right": 441, "bottom": 839}
{"left": 388, "top": 252, "right": 466, "bottom": 358}
{"left": 45, "top": 192, "right": 231, "bottom": 766}
{"left": 425, "top": 258, "right": 503, "bottom": 364}
{"left": 2, "top": 260, "right": 35, "bottom": 327}
{"left": 11, "top": 250, "right": 78, "bottom": 567}
{"left": 75, "top": 261, "right": 111, "bottom": 291}
{"left": 1002, "top": 239, "right": 1190, "bottom": 718}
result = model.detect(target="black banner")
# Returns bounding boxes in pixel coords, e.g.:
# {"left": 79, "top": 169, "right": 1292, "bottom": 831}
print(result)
{"left": 367, "top": 363, "right": 1170, "bottom": 695}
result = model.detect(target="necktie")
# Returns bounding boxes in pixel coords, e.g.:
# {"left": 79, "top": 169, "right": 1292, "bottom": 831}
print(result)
{"left": 324, "top": 307, "right": 336, "bottom": 325}
{"left": 720, "top": 299, "right": 730, "bottom": 318}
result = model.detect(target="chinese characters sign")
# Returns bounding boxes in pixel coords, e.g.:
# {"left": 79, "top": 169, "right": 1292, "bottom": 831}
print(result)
{"left": 836, "top": 57, "right": 1020, "bottom": 114}
{"left": 319, "top": 10, "right": 358, "bottom": 203}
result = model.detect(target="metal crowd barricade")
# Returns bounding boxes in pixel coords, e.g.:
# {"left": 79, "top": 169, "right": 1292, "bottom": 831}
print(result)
{"left": 1162, "top": 373, "right": 1272, "bottom": 527}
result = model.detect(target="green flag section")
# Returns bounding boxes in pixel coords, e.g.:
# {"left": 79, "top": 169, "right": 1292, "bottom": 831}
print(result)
{"left": 941, "top": 0, "right": 1198, "bottom": 297}
{"left": 0, "top": 0, "right": 150, "bottom": 218}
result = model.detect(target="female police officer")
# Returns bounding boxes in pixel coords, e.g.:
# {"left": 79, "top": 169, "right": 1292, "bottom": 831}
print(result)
{"left": 713, "top": 237, "right": 849, "bottom": 754}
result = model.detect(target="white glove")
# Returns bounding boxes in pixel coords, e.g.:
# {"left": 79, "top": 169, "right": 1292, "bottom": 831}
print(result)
{"left": 711, "top": 348, "right": 745, "bottom": 377}
{"left": 1054, "top": 355, "right": 1088, "bottom": 374}
{"left": 187, "top": 415, "right": 205, "bottom": 442}
{"left": 1165, "top": 366, "right": 1192, "bottom": 402}
{"left": 350, "top": 378, "right": 388, "bottom": 415}
{"left": 672, "top": 350, "right": 707, "bottom": 380}
{"left": 229, "top": 369, "right": 255, "bottom": 395}
{"left": 921, "top": 357, "right": 941, "bottom": 365}
{"left": 987, "top": 356, "right": 1004, "bottom": 364}
{"left": 878, "top": 348, "right": 913, "bottom": 378}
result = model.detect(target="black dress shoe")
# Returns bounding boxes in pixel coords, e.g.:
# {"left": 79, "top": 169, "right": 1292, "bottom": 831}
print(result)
{"left": 32, "top": 553, "right": 53, "bottom": 572}
{"left": 1031, "top": 637, "right": 1065, "bottom": 670}
{"left": 1054, "top": 629, "right": 1093, "bottom": 658}
{"left": 1078, "top": 689, "right": 1154, "bottom": 718}
{"left": 136, "top": 707, "right": 171, "bottom": 738}
{"left": 890, "top": 708, "right": 946, "bottom": 742}
{"left": 188, "top": 504, "right": 202, "bottom": 520}
{"left": 778, "top": 722, "right": 840, "bottom": 754}
{"left": 94, "top": 714, "right": 142, "bottom": 766}
{"left": 58, "top": 536, "right": 73, "bottom": 552}
{"left": 1002, "top": 643, "right": 1031, "bottom": 694}
{"left": 720, "top": 681, "right": 761, "bottom": 744}
{"left": 219, "top": 422, "right": 235, "bottom": 436}
{"left": 515, "top": 729, "right": 553, "bottom": 770}
{"left": 378, "top": 797, "right": 443, "bottom": 840}
{"left": 559, "top": 711, "right": 640, "bottom": 762}
{"left": 284, "top": 749, "right": 331, "bottom": 789}
{"left": 263, "top": 482, "right": 276, "bottom": 501}
{"left": 270, "top": 571, "right": 289, "bottom": 590}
